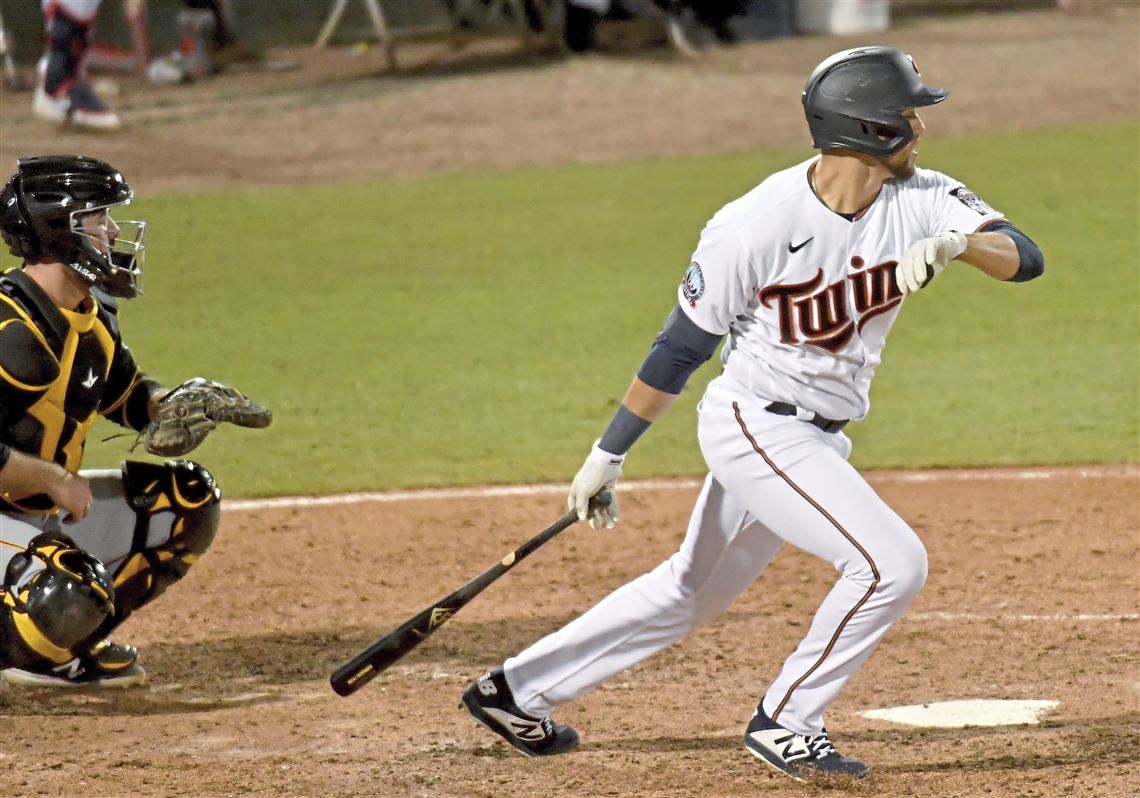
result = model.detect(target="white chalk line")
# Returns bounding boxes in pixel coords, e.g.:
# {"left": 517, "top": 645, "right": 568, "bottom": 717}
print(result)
{"left": 223, "top": 464, "right": 1137, "bottom": 513}
{"left": 909, "top": 611, "right": 1138, "bottom": 623}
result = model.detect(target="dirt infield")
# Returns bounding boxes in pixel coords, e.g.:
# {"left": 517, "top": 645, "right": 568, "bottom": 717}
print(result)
{"left": 2, "top": 467, "right": 1137, "bottom": 797}
{"left": 1, "top": 4, "right": 1138, "bottom": 797}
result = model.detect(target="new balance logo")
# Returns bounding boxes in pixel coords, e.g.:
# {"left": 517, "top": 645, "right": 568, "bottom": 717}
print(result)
{"left": 749, "top": 729, "right": 813, "bottom": 764}
{"left": 476, "top": 674, "right": 498, "bottom": 697}
{"left": 774, "top": 732, "right": 813, "bottom": 762}
{"left": 51, "top": 659, "right": 84, "bottom": 680}
{"left": 509, "top": 718, "right": 546, "bottom": 741}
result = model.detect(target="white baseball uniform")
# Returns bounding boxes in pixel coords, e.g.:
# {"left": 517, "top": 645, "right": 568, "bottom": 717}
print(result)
{"left": 503, "top": 157, "right": 1003, "bottom": 736}
{"left": 42, "top": 0, "right": 103, "bottom": 24}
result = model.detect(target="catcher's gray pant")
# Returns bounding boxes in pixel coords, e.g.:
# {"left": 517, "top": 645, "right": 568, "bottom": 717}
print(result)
{"left": 2, "top": 461, "right": 220, "bottom": 662}
{"left": 504, "top": 373, "right": 927, "bottom": 737}
{"left": 1, "top": 470, "right": 176, "bottom": 590}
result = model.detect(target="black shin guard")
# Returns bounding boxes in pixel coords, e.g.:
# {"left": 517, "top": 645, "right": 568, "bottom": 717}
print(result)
{"left": 1, "top": 534, "right": 115, "bottom": 669}
{"left": 95, "top": 460, "right": 221, "bottom": 636}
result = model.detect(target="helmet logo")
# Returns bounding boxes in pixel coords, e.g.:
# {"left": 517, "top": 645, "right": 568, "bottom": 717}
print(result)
{"left": 907, "top": 55, "right": 920, "bottom": 75}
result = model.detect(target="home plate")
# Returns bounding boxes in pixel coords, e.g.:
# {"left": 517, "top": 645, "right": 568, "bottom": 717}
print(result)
{"left": 859, "top": 699, "right": 1059, "bottom": 728}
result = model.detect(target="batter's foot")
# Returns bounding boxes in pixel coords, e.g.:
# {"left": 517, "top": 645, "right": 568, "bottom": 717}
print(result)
{"left": 462, "top": 668, "right": 579, "bottom": 757}
{"left": 0, "top": 640, "right": 147, "bottom": 689}
{"left": 744, "top": 704, "right": 869, "bottom": 782}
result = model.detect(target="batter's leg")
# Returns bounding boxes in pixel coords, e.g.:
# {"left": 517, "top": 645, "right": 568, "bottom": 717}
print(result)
{"left": 505, "top": 472, "right": 783, "bottom": 717}
{"left": 701, "top": 376, "right": 927, "bottom": 737}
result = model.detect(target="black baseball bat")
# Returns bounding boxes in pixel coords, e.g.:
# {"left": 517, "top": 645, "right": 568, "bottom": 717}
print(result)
{"left": 329, "top": 489, "right": 610, "bottom": 697}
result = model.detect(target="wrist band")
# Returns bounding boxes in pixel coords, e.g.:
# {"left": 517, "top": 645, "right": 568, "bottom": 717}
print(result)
{"left": 598, "top": 405, "right": 651, "bottom": 456}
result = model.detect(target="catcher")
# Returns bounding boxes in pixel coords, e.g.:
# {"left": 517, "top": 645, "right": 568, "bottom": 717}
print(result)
{"left": 0, "top": 155, "right": 271, "bottom": 688}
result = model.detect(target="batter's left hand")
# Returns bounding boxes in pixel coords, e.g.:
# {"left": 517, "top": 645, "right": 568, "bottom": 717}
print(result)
{"left": 896, "top": 231, "right": 967, "bottom": 295}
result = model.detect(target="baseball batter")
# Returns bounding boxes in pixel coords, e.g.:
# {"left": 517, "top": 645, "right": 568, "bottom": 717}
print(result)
{"left": 462, "top": 47, "right": 1044, "bottom": 780}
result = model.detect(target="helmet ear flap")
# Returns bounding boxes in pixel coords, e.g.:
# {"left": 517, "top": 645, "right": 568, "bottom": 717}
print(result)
{"left": 0, "top": 177, "right": 42, "bottom": 260}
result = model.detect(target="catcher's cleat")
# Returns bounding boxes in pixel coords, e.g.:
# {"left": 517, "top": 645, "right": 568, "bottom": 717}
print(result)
{"left": 1, "top": 639, "right": 147, "bottom": 689}
{"left": 462, "top": 668, "right": 579, "bottom": 757}
{"left": 744, "top": 704, "right": 869, "bottom": 782}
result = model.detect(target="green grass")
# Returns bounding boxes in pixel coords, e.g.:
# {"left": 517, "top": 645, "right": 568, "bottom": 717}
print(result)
{"left": 10, "top": 121, "right": 1135, "bottom": 496}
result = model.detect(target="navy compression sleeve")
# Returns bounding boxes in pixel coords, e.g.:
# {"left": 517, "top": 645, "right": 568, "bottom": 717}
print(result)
{"left": 598, "top": 305, "right": 724, "bottom": 455}
{"left": 636, "top": 305, "right": 724, "bottom": 394}
{"left": 984, "top": 220, "right": 1045, "bottom": 282}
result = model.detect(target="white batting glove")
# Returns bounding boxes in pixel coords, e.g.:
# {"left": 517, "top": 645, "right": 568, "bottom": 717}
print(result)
{"left": 896, "top": 231, "right": 968, "bottom": 296}
{"left": 568, "top": 441, "right": 624, "bottom": 529}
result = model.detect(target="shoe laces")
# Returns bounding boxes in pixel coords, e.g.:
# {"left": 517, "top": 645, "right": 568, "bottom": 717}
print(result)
{"left": 539, "top": 716, "right": 555, "bottom": 739}
{"left": 807, "top": 731, "right": 837, "bottom": 759}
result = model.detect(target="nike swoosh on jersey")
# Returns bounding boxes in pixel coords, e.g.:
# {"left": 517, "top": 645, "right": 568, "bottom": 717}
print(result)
{"left": 788, "top": 237, "right": 814, "bottom": 253}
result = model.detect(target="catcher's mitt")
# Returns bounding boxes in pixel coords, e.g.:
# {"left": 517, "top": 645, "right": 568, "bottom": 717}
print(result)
{"left": 141, "top": 377, "right": 272, "bottom": 457}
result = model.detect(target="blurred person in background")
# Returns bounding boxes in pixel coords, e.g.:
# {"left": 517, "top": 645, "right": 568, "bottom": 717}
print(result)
{"left": 152, "top": 0, "right": 263, "bottom": 83}
{"left": 561, "top": 0, "right": 744, "bottom": 53}
{"left": 33, "top": 0, "right": 259, "bottom": 128}
{"left": 33, "top": 0, "right": 120, "bottom": 130}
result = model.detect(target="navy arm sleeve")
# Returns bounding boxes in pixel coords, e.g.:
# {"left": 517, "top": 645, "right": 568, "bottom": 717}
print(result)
{"left": 598, "top": 305, "right": 724, "bottom": 455}
{"left": 636, "top": 304, "right": 724, "bottom": 394}
{"left": 983, "top": 220, "right": 1045, "bottom": 282}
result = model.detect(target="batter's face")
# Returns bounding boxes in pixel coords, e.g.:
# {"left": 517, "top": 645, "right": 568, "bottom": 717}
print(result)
{"left": 882, "top": 110, "right": 926, "bottom": 178}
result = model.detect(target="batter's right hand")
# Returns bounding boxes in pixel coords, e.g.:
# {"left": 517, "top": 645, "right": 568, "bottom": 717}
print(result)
{"left": 51, "top": 470, "right": 93, "bottom": 524}
{"left": 569, "top": 441, "right": 624, "bottom": 529}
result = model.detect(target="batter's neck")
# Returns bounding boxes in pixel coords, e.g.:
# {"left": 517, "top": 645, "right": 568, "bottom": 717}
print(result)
{"left": 811, "top": 154, "right": 890, "bottom": 217}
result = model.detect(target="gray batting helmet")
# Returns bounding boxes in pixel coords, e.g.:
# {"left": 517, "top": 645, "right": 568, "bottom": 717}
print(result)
{"left": 802, "top": 46, "right": 948, "bottom": 158}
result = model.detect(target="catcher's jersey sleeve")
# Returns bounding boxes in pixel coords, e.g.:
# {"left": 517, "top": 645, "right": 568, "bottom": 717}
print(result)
{"left": 98, "top": 342, "right": 156, "bottom": 432}
{"left": 676, "top": 214, "right": 756, "bottom": 336}
{"left": 920, "top": 169, "right": 1004, "bottom": 236}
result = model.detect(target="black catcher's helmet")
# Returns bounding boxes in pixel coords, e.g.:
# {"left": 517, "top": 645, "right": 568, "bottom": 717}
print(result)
{"left": 0, "top": 155, "right": 146, "bottom": 298}
{"left": 802, "top": 46, "right": 948, "bottom": 158}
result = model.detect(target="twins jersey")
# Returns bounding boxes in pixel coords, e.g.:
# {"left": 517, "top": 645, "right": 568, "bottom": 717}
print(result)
{"left": 678, "top": 158, "right": 1003, "bottom": 421}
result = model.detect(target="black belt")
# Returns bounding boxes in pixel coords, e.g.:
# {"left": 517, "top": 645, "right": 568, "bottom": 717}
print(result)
{"left": 765, "top": 402, "right": 849, "bottom": 434}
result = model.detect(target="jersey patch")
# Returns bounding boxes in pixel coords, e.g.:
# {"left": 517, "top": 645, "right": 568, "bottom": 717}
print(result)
{"left": 950, "top": 186, "right": 997, "bottom": 216}
{"left": 682, "top": 262, "right": 705, "bottom": 307}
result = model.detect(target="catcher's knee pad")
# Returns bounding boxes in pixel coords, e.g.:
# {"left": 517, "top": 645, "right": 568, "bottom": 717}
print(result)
{"left": 110, "top": 460, "right": 222, "bottom": 617}
{"left": 1, "top": 533, "right": 115, "bottom": 668}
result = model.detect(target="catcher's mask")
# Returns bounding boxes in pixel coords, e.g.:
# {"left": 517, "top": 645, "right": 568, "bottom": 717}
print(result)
{"left": 0, "top": 155, "right": 146, "bottom": 298}
{"left": 802, "top": 46, "right": 948, "bottom": 158}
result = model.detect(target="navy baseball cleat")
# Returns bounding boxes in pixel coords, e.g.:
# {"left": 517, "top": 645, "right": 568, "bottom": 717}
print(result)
{"left": 743, "top": 703, "right": 869, "bottom": 782}
{"left": 462, "top": 668, "right": 580, "bottom": 757}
